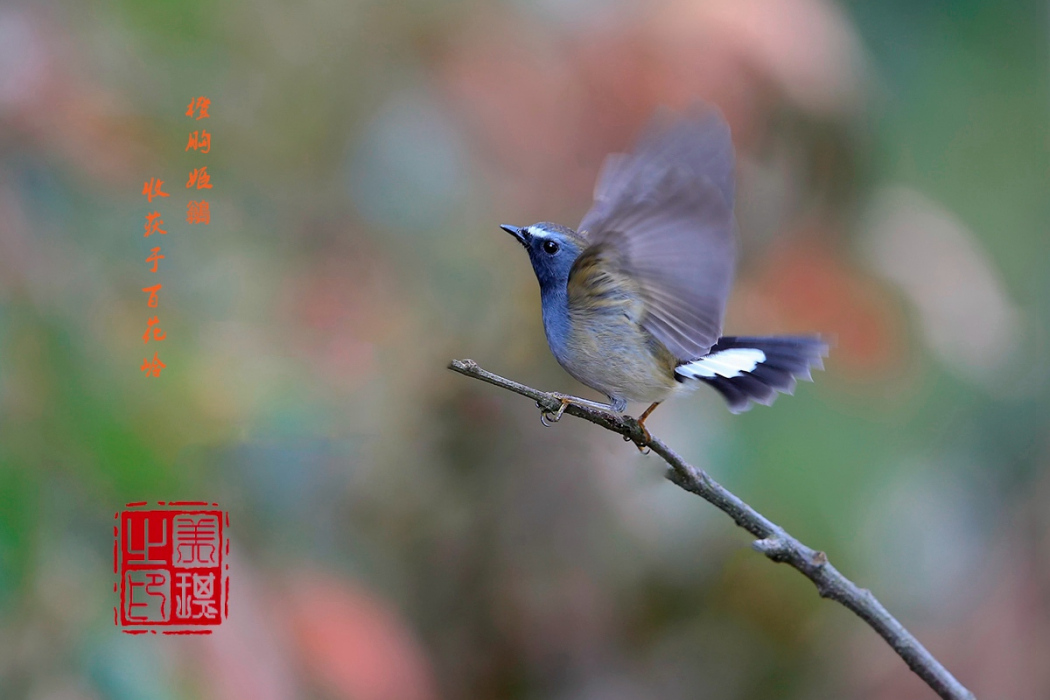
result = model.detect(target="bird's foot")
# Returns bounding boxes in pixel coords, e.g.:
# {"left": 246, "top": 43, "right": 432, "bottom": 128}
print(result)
{"left": 539, "top": 393, "right": 618, "bottom": 427}
{"left": 539, "top": 396, "right": 571, "bottom": 426}
{"left": 625, "top": 425, "right": 652, "bottom": 454}
{"left": 629, "top": 402, "right": 660, "bottom": 454}
{"left": 637, "top": 424, "right": 653, "bottom": 447}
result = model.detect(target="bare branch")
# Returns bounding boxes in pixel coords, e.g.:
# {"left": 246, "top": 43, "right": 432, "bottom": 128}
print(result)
{"left": 449, "top": 358, "right": 976, "bottom": 700}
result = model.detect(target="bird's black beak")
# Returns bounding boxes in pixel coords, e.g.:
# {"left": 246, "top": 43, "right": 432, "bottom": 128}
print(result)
{"left": 500, "top": 224, "right": 529, "bottom": 247}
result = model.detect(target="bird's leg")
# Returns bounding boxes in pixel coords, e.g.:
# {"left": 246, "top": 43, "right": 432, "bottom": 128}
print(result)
{"left": 539, "top": 393, "right": 621, "bottom": 427}
{"left": 637, "top": 401, "right": 661, "bottom": 425}
{"left": 555, "top": 393, "right": 623, "bottom": 412}
{"left": 634, "top": 401, "right": 661, "bottom": 448}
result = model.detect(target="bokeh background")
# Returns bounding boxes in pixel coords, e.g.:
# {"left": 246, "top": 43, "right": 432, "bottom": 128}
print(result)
{"left": 0, "top": 0, "right": 1048, "bottom": 698}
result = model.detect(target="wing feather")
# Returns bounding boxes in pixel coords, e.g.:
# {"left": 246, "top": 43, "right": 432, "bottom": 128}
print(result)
{"left": 582, "top": 107, "right": 735, "bottom": 235}
{"left": 575, "top": 110, "right": 737, "bottom": 360}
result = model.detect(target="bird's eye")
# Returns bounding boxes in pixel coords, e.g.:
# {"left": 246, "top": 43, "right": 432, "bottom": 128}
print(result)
{"left": 542, "top": 240, "right": 560, "bottom": 255}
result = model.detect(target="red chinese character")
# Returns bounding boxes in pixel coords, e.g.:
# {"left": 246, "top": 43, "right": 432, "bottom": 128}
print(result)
{"left": 186, "top": 200, "right": 210, "bottom": 224}
{"left": 146, "top": 247, "right": 165, "bottom": 273}
{"left": 144, "top": 211, "right": 167, "bottom": 238}
{"left": 143, "top": 316, "right": 166, "bottom": 344}
{"left": 173, "top": 514, "right": 220, "bottom": 567}
{"left": 186, "top": 130, "right": 211, "bottom": 153}
{"left": 115, "top": 504, "right": 228, "bottom": 633}
{"left": 125, "top": 512, "right": 169, "bottom": 565}
{"left": 143, "top": 284, "right": 162, "bottom": 308}
{"left": 142, "top": 178, "right": 170, "bottom": 203}
{"left": 126, "top": 570, "right": 170, "bottom": 622}
{"left": 185, "top": 96, "right": 211, "bottom": 120}
{"left": 141, "top": 352, "right": 166, "bottom": 377}
{"left": 186, "top": 167, "right": 212, "bottom": 190}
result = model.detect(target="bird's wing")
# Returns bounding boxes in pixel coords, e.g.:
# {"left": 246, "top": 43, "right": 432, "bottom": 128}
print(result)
{"left": 566, "top": 238, "right": 645, "bottom": 320}
{"left": 574, "top": 108, "right": 737, "bottom": 360}
{"left": 581, "top": 107, "right": 735, "bottom": 233}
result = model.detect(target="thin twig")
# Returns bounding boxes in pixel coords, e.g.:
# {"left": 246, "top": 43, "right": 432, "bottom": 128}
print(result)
{"left": 449, "top": 358, "right": 976, "bottom": 700}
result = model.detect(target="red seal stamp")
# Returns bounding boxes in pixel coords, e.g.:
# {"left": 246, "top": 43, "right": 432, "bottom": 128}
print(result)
{"left": 114, "top": 502, "right": 229, "bottom": 634}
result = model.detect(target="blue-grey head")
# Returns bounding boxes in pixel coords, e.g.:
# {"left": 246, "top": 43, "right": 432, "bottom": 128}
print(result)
{"left": 500, "top": 222, "right": 586, "bottom": 294}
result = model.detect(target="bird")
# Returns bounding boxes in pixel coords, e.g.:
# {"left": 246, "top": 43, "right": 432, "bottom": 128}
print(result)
{"left": 499, "top": 105, "right": 828, "bottom": 436}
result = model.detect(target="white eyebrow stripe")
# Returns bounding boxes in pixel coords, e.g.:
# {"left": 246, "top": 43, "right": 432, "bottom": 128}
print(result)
{"left": 526, "top": 226, "right": 549, "bottom": 239}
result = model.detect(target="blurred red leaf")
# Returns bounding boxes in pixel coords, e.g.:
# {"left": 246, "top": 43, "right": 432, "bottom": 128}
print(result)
{"left": 285, "top": 570, "right": 439, "bottom": 700}
{"left": 732, "top": 230, "right": 909, "bottom": 379}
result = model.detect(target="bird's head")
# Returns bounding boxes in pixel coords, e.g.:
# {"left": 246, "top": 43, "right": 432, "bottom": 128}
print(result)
{"left": 500, "top": 222, "right": 586, "bottom": 293}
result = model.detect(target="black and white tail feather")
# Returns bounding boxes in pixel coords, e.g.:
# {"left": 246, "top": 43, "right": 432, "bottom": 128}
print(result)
{"left": 675, "top": 336, "right": 829, "bottom": 414}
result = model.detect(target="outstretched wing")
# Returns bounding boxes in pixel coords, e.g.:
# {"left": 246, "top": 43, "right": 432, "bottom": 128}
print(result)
{"left": 575, "top": 107, "right": 737, "bottom": 360}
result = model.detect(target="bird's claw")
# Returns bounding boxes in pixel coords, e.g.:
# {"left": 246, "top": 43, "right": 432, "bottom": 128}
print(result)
{"left": 620, "top": 423, "right": 652, "bottom": 454}
{"left": 633, "top": 418, "right": 653, "bottom": 454}
{"left": 629, "top": 401, "right": 660, "bottom": 455}
{"left": 539, "top": 396, "right": 571, "bottom": 427}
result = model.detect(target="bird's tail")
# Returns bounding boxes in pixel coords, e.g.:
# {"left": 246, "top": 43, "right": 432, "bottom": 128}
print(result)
{"left": 674, "top": 336, "right": 829, "bottom": 414}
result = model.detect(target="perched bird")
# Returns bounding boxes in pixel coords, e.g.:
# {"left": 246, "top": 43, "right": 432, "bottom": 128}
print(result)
{"left": 500, "top": 106, "right": 827, "bottom": 433}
